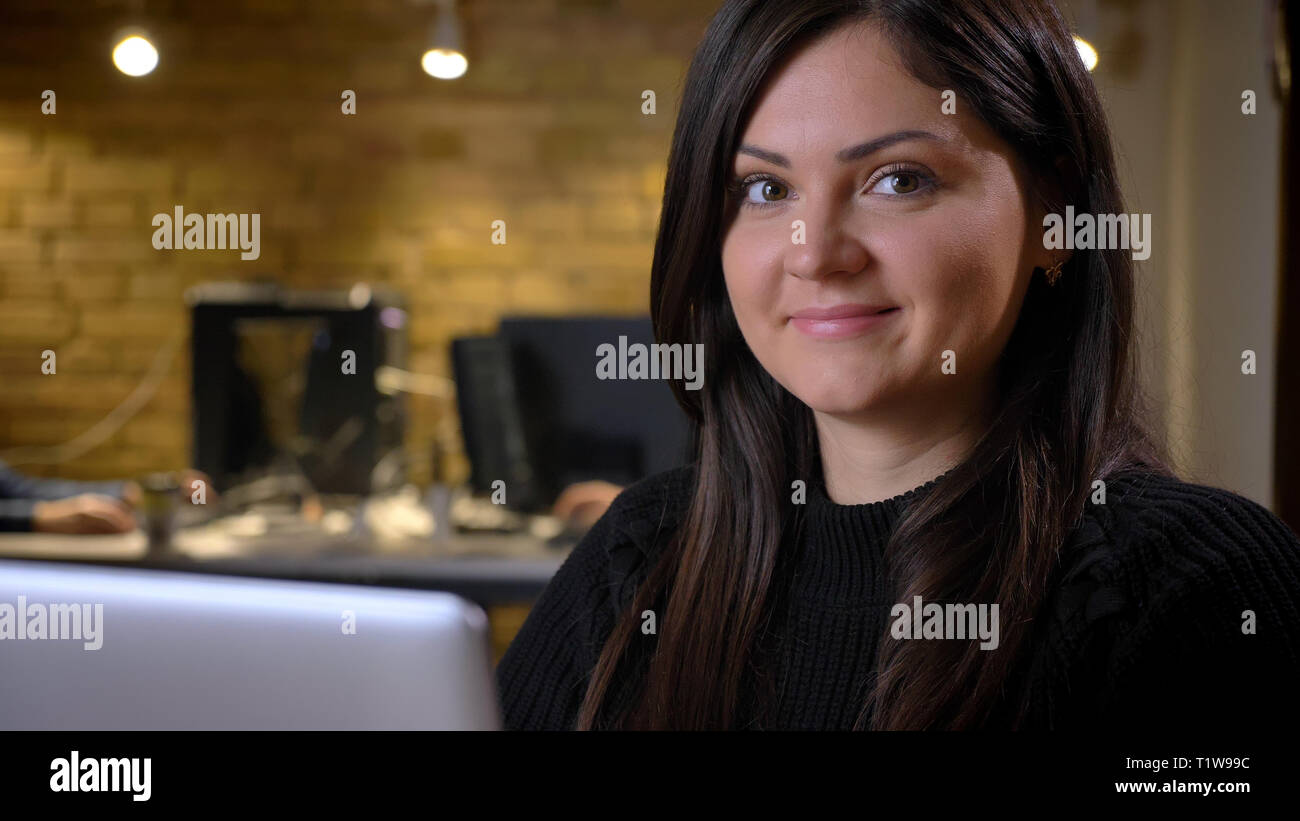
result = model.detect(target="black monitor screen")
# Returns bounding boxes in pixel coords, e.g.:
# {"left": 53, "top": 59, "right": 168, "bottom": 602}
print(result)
{"left": 454, "top": 316, "right": 694, "bottom": 511}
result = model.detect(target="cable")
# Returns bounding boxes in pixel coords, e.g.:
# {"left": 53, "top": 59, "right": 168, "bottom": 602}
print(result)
{"left": 0, "top": 330, "right": 185, "bottom": 467}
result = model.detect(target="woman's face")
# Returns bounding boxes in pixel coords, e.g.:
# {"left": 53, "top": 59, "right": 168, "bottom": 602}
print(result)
{"left": 720, "top": 21, "right": 1051, "bottom": 420}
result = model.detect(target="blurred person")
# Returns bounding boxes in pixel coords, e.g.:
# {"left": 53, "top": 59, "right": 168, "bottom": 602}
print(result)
{"left": 0, "top": 461, "right": 213, "bottom": 535}
{"left": 552, "top": 480, "right": 625, "bottom": 531}
{"left": 0, "top": 460, "right": 138, "bottom": 534}
{"left": 498, "top": 0, "right": 1300, "bottom": 730}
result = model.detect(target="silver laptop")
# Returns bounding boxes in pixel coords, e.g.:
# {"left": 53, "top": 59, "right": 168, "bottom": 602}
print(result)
{"left": 0, "top": 559, "right": 502, "bottom": 730}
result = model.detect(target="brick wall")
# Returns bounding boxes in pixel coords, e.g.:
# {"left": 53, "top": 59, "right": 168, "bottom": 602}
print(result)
{"left": 0, "top": 0, "right": 716, "bottom": 486}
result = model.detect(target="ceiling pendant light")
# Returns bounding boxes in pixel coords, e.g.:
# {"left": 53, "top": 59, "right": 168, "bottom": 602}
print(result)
{"left": 420, "top": 0, "right": 468, "bottom": 80}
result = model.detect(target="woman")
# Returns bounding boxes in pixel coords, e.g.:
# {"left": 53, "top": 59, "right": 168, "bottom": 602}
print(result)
{"left": 498, "top": 0, "right": 1300, "bottom": 730}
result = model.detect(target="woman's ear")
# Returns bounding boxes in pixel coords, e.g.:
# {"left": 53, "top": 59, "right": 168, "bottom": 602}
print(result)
{"left": 1033, "top": 155, "right": 1070, "bottom": 220}
{"left": 1029, "top": 155, "right": 1073, "bottom": 270}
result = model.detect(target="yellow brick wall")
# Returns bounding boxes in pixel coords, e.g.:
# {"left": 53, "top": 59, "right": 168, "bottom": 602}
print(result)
{"left": 0, "top": 0, "right": 716, "bottom": 486}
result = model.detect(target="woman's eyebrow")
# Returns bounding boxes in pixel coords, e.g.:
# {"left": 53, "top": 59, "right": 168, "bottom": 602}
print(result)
{"left": 736, "top": 129, "right": 946, "bottom": 168}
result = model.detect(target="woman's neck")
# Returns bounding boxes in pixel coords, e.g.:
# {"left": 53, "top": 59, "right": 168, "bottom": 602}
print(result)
{"left": 814, "top": 389, "right": 994, "bottom": 505}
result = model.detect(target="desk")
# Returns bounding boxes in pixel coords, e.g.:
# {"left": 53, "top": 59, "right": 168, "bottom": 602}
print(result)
{"left": 0, "top": 531, "right": 569, "bottom": 608}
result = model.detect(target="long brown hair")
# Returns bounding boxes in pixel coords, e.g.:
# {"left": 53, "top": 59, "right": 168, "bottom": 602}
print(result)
{"left": 577, "top": 0, "right": 1172, "bottom": 730}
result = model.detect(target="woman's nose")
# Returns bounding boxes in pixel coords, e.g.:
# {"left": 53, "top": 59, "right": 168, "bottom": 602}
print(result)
{"left": 783, "top": 207, "right": 870, "bottom": 281}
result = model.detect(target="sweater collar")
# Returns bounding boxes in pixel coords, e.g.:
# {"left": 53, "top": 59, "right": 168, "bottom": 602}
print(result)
{"left": 805, "top": 469, "right": 953, "bottom": 545}
{"left": 794, "top": 470, "right": 954, "bottom": 605}
{"left": 612, "top": 464, "right": 952, "bottom": 607}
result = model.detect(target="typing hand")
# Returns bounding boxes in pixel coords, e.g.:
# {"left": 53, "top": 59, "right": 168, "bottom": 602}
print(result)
{"left": 32, "top": 494, "right": 138, "bottom": 534}
{"left": 552, "top": 480, "right": 624, "bottom": 530}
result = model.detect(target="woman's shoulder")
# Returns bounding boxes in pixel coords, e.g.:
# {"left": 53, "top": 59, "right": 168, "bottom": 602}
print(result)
{"left": 602, "top": 463, "right": 697, "bottom": 547}
{"left": 1032, "top": 468, "right": 1300, "bottom": 727}
{"left": 557, "top": 464, "right": 696, "bottom": 618}
{"left": 1066, "top": 468, "right": 1300, "bottom": 593}
{"left": 603, "top": 463, "right": 695, "bottom": 560}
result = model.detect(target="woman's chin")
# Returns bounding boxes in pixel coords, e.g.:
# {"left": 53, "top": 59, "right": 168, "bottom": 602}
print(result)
{"left": 790, "top": 383, "right": 893, "bottom": 418}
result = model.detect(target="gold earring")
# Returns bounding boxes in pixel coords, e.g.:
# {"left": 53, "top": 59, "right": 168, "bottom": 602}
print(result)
{"left": 1043, "top": 259, "right": 1064, "bottom": 286}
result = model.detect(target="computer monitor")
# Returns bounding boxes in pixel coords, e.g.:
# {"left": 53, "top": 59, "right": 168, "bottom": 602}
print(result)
{"left": 453, "top": 316, "right": 695, "bottom": 512}
{"left": 188, "top": 282, "right": 408, "bottom": 496}
{"left": 0, "top": 559, "right": 502, "bottom": 730}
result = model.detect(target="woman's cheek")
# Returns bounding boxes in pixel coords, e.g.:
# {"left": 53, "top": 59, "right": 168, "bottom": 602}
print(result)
{"left": 721, "top": 271, "right": 774, "bottom": 367}
{"left": 724, "top": 239, "right": 782, "bottom": 323}
{"left": 893, "top": 243, "right": 987, "bottom": 366}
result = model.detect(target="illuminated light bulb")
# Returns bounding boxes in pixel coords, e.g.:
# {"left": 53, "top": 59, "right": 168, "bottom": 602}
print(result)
{"left": 420, "top": 0, "right": 467, "bottom": 80}
{"left": 1073, "top": 35, "right": 1098, "bottom": 72}
{"left": 112, "top": 34, "right": 158, "bottom": 77}
{"left": 421, "top": 48, "right": 468, "bottom": 80}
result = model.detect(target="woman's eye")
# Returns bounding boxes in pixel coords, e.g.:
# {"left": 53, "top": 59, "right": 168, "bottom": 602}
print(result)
{"left": 869, "top": 170, "right": 931, "bottom": 196}
{"left": 731, "top": 167, "right": 933, "bottom": 209}
{"left": 741, "top": 177, "right": 789, "bottom": 207}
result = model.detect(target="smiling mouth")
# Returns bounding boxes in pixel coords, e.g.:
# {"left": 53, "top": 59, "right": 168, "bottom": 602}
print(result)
{"left": 788, "top": 307, "right": 900, "bottom": 339}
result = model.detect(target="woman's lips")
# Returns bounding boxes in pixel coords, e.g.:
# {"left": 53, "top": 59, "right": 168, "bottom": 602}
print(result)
{"left": 788, "top": 306, "right": 900, "bottom": 339}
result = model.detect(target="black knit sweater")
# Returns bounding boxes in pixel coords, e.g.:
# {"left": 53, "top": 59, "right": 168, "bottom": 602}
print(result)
{"left": 496, "top": 465, "right": 1300, "bottom": 730}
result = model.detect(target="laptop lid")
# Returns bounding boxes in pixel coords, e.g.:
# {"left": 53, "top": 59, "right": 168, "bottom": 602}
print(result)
{"left": 0, "top": 559, "right": 502, "bottom": 730}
